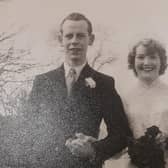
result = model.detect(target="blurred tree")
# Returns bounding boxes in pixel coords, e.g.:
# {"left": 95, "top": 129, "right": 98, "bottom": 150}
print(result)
{"left": 89, "top": 24, "right": 118, "bottom": 71}
{"left": 0, "top": 25, "right": 35, "bottom": 115}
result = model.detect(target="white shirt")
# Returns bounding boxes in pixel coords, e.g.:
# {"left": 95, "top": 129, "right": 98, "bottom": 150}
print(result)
{"left": 64, "top": 62, "right": 86, "bottom": 81}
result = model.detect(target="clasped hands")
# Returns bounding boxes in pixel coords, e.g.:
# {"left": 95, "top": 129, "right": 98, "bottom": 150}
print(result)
{"left": 65, "top": 133, "right": 97, "bottom": 159}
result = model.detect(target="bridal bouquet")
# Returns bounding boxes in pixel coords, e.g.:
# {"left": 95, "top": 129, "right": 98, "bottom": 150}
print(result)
{"left": 127, "top": 126, "right": 168, "bottom": 168}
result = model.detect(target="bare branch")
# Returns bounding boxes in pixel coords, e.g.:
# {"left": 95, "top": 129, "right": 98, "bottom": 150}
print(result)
{"left": 96, "top": 57, "right": 117, "bottom": 71}
{"left": 0, "top": 25, "right": 26, "bottom": 43}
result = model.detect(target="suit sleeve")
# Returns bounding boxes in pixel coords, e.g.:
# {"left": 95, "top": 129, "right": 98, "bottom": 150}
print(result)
{"left": 92, "top": 78, "right": 133, "bottom": 163}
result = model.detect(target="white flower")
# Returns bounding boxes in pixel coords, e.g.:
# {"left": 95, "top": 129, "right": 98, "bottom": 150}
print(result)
{"left": 85, "top": 77, "right": 96, "bottom": 88}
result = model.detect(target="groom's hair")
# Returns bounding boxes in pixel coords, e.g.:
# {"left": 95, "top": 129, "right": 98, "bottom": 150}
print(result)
{"left": 60, "top": 12, "right": 93, "bottom": 35}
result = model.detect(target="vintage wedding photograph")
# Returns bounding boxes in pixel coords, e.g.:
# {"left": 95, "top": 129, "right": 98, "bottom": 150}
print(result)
{"left": 0, "top": 0, "right": 168, "bottom": 167}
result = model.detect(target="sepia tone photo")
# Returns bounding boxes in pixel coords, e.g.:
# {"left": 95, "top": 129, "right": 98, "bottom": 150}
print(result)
{"left": 0, "top": 0, "right": 168, "bottom": 167}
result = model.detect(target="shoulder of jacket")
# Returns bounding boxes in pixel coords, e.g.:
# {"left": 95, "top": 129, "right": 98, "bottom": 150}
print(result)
{"left": 35, "top": 67, "right": 61, "bottom": 80}
{"left": 93, "top": 70, "right": 114, "bottom": 83}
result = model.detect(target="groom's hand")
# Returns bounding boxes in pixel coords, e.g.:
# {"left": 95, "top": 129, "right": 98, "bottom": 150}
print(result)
{"left": 65, "top": 133, "right": 97, "bottom": 159}
{"left": 75, "top": 133, "right": 97, "bottom": 143}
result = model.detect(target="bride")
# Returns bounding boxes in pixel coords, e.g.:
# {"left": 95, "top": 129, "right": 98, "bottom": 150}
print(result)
{"left": 105, "top": 38, "right": 168, "bottom": 168}
{"left": 126, "top": 38, "right": 168, "bottom": 139}
{"left": 126, "top": 38, "right": 168, "bottom": 167}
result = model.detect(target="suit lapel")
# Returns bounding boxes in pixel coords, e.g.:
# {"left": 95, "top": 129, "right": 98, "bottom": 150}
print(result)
{"left": 57, "top": 64, "right": 94, "bottom": 96}
{"left": 49, "top": 64, "right": 95, "bottom": 98}
{"left": 77, "top": 63, "right": 94, "bottom": 81}
{"left": 49, "top": 65, "right": 67, "bottom": 98}
{"left": 73, "top": 64, "right": 95, "bottom": 96}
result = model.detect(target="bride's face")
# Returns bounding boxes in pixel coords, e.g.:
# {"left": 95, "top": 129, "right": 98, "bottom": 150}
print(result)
{"left": 135, "top": 45, "right": 161, "bottom": 84}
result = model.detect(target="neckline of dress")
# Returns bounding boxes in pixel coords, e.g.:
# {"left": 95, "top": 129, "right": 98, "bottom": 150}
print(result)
{"left": 137, "top": 78, "right": 162, "bottom": 90}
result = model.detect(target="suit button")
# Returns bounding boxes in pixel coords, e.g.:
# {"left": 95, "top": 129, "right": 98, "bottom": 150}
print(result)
{"left": 55, "top": 146, "right": 59, "bottom": 152}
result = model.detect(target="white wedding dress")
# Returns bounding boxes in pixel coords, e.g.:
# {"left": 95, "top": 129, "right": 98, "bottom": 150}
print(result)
{"left": 104, "top": 79, "right": 168, "bottom": 168}
{"left": 125, "top": 79, "right": 168, "bottom": 138}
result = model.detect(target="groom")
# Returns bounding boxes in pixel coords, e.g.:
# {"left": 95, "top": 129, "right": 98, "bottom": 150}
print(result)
{"left": 28, "top": 12, "right": 132, "bottom": 168}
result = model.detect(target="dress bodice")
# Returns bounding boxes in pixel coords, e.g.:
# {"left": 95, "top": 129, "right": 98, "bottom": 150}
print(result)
{"left": 104, "top": 79, "right": 168, "bottom": 168}
{"left": 124, "top": 79, "right": 168, "bottom": 138}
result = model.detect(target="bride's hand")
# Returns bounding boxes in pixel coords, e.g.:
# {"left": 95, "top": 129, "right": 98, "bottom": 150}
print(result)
{"left": 65, "top": 133, "right": 97, "bottom": 158}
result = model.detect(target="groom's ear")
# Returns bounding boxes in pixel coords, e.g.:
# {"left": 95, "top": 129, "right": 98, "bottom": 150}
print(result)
{"left": 58, "top": 32, "right": 63, "bottom": 45}
{"left": 89, "top": 34, "right": 95, "bottom": 46}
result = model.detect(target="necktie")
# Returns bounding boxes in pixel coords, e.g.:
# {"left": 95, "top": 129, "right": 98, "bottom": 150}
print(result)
{"left": 66, "top": 68, "right": 76, "bottom": 96}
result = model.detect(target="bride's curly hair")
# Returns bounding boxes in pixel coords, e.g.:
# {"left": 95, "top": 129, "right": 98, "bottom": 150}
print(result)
{"left": 128, "top": 38, "right": 167, "bottom": 76}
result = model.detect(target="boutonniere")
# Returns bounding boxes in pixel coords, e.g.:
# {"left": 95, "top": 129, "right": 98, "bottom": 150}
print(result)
{"left": 85, "top": 77, "right": 96, "bottom": 88}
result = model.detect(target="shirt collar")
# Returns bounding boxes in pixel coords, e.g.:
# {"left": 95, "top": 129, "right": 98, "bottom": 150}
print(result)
{"left": 64, "top": 62, "right": 87, "bottom": 80}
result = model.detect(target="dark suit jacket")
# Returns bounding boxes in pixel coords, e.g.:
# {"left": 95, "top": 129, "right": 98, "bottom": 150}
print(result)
{"left": 28, "top": 64, "right": 132, "bottom": 168}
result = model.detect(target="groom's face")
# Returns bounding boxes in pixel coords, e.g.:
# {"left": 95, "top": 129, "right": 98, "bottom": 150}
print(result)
{"left": 60, "top": 20, "right": 94, "bottom": 66}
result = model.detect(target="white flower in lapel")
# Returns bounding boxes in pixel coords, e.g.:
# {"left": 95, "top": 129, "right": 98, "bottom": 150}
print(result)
{"left": 85, "top": 77, "right": 96, "bottom": 88}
